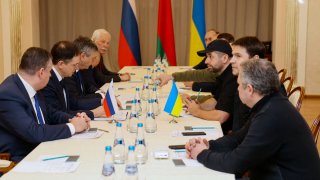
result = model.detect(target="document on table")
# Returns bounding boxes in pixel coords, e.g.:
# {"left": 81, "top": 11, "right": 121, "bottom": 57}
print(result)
{"left": 13, "top": 155, "right": 80, "bottom": 173}
{"left": 71, "top": 130, "right": 103, "bottom": 139}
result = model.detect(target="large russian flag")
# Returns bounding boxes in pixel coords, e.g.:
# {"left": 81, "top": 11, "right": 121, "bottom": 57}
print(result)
{"left": 188, "top": 0, "right": 206, "bottom": 66}
{"left": 156, "top": 0, "right": 177, "bottom": 66}
{"left": 103, "top": 80, "right": 119, "bottom": 117}
{"left": 164, "top": 81, "right": 182, "bottom": 117}
{"left": 118, "top": 0, "right": 141, "bottom": 69}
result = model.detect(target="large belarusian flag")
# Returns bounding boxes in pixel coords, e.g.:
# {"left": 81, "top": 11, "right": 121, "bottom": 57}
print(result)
{"left": 188, "top": 0, "right": 206, "bottom": 66}
{"left": 118, "top": 0, "right": 142, "bottom": 69}
{"left": 156, "top": 0, "right": 176, "bottom": 66}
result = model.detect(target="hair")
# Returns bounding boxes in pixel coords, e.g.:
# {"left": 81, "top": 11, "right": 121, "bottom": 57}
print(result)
{"left": 217, "top": 33, "right": 235, "bottom": 44}
{"left": 19, "top": 47, "right": 52, "bottom": 75}
{"left": 50, "top": 41, "right": 79, "bottom": 65}
{"left": 240, "top": 59, "right": 280, "bottom": 96}
{"left": 73, "top": 36, "right": 98, "bottom": 56}
{"left": 91, "top": 29, "right": 109, "bottom": 42}
{"left": 232, "top": 36, "right": 266, "bottom": 58}
{"left": 207, "top": 28, "right": 219, "bottom": 34}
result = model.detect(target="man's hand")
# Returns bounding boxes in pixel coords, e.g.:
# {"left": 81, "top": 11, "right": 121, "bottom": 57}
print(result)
{"left": 69, "top": 116, "right": 90, "bottom": 133}
{"left": 91, "top": 106, "right": 106, "bottom": 117}
{"left": 186, "top": 138, "right": 209, "bottom": 158}
{"left": 180, "top": 93, "right": 191, "bottom": 102}
{"left": 183, "top": 98, "right": 201, "bottom": 116}
{"left": 120, "top": 73, "right": 131, "bottom": 81}
{"left": 189, "top": 138, "right": 209, "bottom": 159}
{"left": 156, "top": 74, "right": 173, "bottom": 87}
{"left": 76, "top": 112, "right": 91, "bottom": 121}
{"left": 183, "top": 81, "right": 194, "bottom": 88}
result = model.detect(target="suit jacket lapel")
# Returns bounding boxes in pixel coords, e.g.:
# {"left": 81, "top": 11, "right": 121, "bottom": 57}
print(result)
{"left": 50, "top": 70, "right": 67, "bottom": 110}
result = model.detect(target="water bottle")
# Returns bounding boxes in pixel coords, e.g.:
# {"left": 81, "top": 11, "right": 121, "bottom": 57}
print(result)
{"left": 124, "top": 146, "right": 138, "bottom": 180}
{"left": 102, "top": 146, "right": 115, "bottom": 176}
{"left": 113, "top": 122, "right": 125, "bottom": 164}
{"left": 128, "top": 103, "right": 139, "bottom": 133}
{"left": 134, "top": 87, "right": 142, "bottom": 114}
{"left": 141, "top": 76, "right": 149, "bottom": 100}
{"left": 151, "top": 87, "right": 160, "bottom": 116}
{"left": 145, "top": 99, "right": 157, "bottom": 133}
{"left": 135, "top": 123, "right": 147, "bottom": 164}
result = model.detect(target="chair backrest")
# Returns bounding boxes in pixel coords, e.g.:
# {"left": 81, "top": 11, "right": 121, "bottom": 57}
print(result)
{"left": 311, "top": 113, "right": 320, "bottom": 143}
{"left": 282, "top": 76, "right": 294, "bottom": 95}
{"left": 278, "top": 69, "right": 287, "bottom": 83}
{"left": 288, "top": 86, "right": 305, "bottom": 111}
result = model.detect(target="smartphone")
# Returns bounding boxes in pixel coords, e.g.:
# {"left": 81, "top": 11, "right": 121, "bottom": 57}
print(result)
{"left": 168, "top": 145, "right": 185, "bottom": 150}
{"left": 181, "top": 131, "right": 206, "bottom": 136}
{"left": 172, "top": 159, "right": 185, "bottom": 166}
{"left": 66, "top": 155, "right": 79, "bottom": 162}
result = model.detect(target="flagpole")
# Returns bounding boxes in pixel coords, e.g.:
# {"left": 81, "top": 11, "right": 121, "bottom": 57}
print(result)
{"left": 169, "top": 114, "right": 178, "bottom": 124}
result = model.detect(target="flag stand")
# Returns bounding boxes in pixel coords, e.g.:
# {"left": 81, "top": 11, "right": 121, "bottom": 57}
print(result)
{"left": 169, "top": 115, "right": 178, "bottom": 124}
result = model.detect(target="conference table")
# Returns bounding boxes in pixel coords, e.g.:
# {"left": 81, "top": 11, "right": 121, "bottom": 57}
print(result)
{"left": 2, "top": 66, "right": 234, "bottom": 180}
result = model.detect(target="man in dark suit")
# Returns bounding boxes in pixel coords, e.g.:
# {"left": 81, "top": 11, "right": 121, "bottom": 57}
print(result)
{"left": 186, "top": 60, "right": 320, "bottom": 179}
{"left": 41, "top": 41, "right": 105, "bottom": 120}
{"left": 64, "top": 36, "right": 104, "bottom": 100}
{"left": 91, "top": 29, "right": 130, "bottom": 87}
{"left": 0, "top": 47, "right": 89, "bottom": 162}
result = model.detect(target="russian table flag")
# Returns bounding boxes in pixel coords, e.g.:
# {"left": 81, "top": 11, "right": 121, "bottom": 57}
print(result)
{"left": 164, "top": 81, "right": 183, "bottom": 117}
{"left": 103, "top": 80, "right": 119, "bottom": 117}
{"left": 118, "top": 0, "right": 142, "bottom": 69}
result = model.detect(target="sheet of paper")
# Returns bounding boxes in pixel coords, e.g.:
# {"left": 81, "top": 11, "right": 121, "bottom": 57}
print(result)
{"left": 12, "top": 161, "right": 80, "bottom": 173}
{"left": 71, "top": 130, "right": 103, "bottom": 139}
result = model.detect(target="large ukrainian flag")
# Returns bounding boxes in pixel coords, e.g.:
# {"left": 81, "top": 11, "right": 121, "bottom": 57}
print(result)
{"left": 188, "top": 0, "right": 206, "bottom": 66}
{"left": 164, "top": 81, "right": 182, "bottom": 117}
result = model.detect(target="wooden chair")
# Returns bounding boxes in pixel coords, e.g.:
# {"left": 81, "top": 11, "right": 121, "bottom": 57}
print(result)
{"left": 278, "top": 69, "right": 287, "bottom": 83}
{"left": 311, "top": 113, "right": 320, "bottom": 143}
{"left": 0, "top": 153, "right": 15, "bottom": 175}
{"left": 282, "top": 76, "right": 294, "bottom": 95}
{"left": 288, "top": 86, "right": 305, "bottom": 111}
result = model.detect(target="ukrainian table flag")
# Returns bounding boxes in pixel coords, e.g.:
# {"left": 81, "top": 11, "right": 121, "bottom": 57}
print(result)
{"left": 164, "top": 81, "right": 183, "bottom": 117}
{"left": 188, "top": 0, "right": 206, "bottom": 66}
{"left": 103, "top": 80, "right": 119, "bottom": 117}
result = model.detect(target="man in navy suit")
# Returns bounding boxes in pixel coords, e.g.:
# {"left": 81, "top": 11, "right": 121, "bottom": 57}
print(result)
{"left": 0, "top": 47, "right": 90, "bottom": 162}
{"left": 64, "top": 36, "right": 104, "bottom": 100}
{"left": 41, "top": 41, "right": 105, "bottom": 120}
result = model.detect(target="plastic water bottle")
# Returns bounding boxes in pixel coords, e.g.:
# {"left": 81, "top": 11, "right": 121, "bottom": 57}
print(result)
{"left": 128, "top": 102, "right": 139, "bottom": 133}
{"left": 113, "top": 122, "right": 125, "bottom": 164}
{"left": 151, "top": 87, "right": 160, "bottom": 116}
{"left": 145, "top": 99, "right": 157, "bottom": 133}
{"left": 141, "top": 76, "right": 149, "bottom": 100}
{"left": 102, "top": 146, "right": 115, "bottom": 177}
{"left": 134, "top": 87, "right": 142, "bottom": 114}
{"left": 124, "top": 146, "right": 138, "bottom": 180}
{"left": 135, "top": 123, "right": 147, "bottom": 164}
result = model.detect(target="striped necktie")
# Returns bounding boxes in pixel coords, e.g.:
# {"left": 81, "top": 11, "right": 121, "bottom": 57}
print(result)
{"left": 34, "top": 94, "right": 45, "bottom": 125}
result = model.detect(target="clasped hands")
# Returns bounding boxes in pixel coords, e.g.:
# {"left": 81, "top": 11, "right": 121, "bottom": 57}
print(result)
{"left": 69, "top": 112, "right": 91, "bottom": 133}
{"left": 185, "top": 137, "right": 209, "bottom": 160}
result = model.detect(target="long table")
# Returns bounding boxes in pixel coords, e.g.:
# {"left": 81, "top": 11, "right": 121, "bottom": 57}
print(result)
{"left": 2, "top": 66, "right": 234, "bottom": 180}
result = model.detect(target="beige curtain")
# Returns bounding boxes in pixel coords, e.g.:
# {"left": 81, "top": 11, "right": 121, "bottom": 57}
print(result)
{"left": 39, "top": 0, "right": 273, "bottom": 71}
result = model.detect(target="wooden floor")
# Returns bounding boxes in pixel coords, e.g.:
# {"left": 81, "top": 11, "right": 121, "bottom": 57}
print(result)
{"left": 300, "top": 96, "right": 320, "bottom": 153}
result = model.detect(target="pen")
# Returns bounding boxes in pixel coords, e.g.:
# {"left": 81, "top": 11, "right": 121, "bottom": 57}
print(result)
{"left": 196, "top": 88, "right": 202, "bottom": 102}
{"left": 98, "top": 128, "right": 109, "bottom": 133}
{"left": 42, "top": 155, "right": 69, "bottom": 161}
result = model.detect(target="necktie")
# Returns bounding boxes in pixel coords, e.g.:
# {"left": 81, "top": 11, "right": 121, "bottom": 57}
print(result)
{"left": 60, "top": 79, "right": 68, "bottom": 108}
{"left": 76, "top": 71, "right": 84, "bottom": 94}
{"left": 34, "top": 94, "right": 45, "bottom": 125}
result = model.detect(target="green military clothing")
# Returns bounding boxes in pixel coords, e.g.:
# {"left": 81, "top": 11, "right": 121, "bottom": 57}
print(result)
{"left": 172, "top": 68, "right": 218, "bottom": 82}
